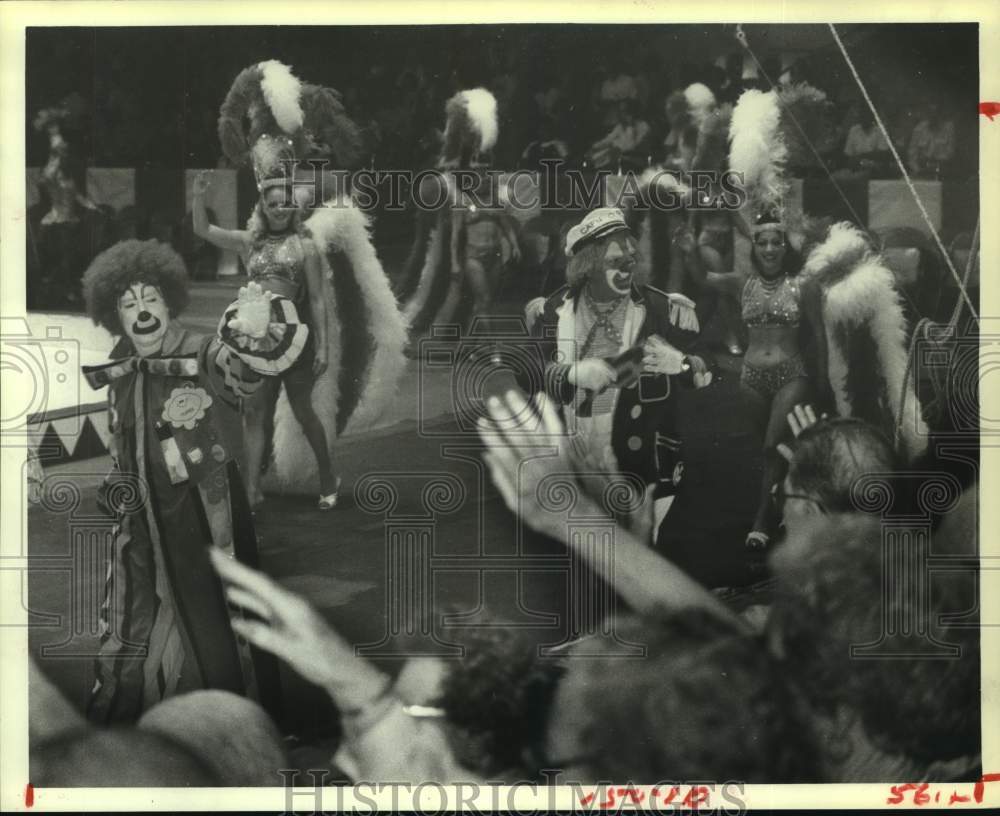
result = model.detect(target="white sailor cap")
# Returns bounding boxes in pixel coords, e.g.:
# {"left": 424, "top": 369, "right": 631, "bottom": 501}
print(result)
{"left": 565, "top": 207, "right": 631, "bottom": 257}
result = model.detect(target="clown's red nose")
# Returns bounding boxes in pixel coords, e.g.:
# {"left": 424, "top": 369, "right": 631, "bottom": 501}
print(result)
{"left": 138, "top": 311, "right": 151, "bottom": 321}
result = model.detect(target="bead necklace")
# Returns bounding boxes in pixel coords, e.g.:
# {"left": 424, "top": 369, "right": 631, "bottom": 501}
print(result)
{"left": 757, "top": 273, "right": 784, "bottom": 292}
{"left": 580, "top": 285, "right": 627, "bottom": 356}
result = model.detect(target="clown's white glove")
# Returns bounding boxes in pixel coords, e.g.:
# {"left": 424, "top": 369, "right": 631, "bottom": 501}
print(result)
{"left": 642, "top": 335, "right": 686, "bottom": 375}
{"left": 226, "top": 282, "right": 272, "bottom": 340}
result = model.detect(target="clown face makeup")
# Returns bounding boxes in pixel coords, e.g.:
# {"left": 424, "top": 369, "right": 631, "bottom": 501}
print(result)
{"left": 118, "top": 283, "right": 169, "bottom": 356}
{"left": 601, "top": 233, "right": 639, "bottom": 296}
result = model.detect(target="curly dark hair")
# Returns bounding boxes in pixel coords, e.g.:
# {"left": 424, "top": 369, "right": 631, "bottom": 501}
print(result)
{"left": 436, "top": 626, "right": 566, "bottom": 777}
{"left": 787, "top": 417, "right": 899, "bottom": 514}
{"left": 565, "top": 610, "right": 821, "bottom": 783}
{"left": 772, "top": 508, "right": 980, "bottom": 765}
{"left": 750, "top": 227, "right": 805, "bottom": 279}
{"left": 82, "top": 239, "right": 189, "bottom": 335}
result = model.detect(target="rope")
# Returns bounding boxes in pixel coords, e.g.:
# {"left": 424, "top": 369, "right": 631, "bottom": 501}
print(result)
{"left": 947, "top": 218, "right": 979, "bottom": 332}
{"left": 735, "top": 27, "right": 871, "bottom": 234}
{"left": 894, "top": 316, "right": 930, "bottom": 453}
{"left": 829, "top": 24, "right": 979, "bottom": 324}
{"left": 893, "top": 223, "right": 978, "bottom": 448}
{"left": 734, "top": 25, "right": 925, "bottom": 320}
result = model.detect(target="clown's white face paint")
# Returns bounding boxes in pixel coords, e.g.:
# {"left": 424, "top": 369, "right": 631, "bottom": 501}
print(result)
{"left": 118, "top": 283, "right": 169, "bottom": 357}
{"left": 600, "top": 233, "right": 638, "bottom": 297}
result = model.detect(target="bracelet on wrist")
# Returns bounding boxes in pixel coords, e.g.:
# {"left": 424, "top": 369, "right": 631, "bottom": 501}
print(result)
{"left": 338, "top": 674, "right": 397, "bottom": 735}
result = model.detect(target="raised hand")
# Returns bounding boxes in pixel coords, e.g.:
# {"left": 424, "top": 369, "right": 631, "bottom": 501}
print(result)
{"left": 210, "top": 548, "right": 355, "bottom": 688}
{"left": 478, "top": 390, "right": 736, "bottom": 622}
{"left": 787, "top": 403, "right": 826, "bottom": 438}
{"left": 226, "top": 281, "right": 272, "bottom": 341}
{"left": 477, "top": 390, "right": 647, "bottom": 543}
{"left": 778, "top": 403, "right": 828, "bottom": 462}
{"left": 479, "top": 390, "right": 583, "bottom": 541}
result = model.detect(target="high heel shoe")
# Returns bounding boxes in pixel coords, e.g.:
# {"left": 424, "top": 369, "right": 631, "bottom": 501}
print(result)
{"left": 317, "top": 477, "right": 343, "bottom": 511}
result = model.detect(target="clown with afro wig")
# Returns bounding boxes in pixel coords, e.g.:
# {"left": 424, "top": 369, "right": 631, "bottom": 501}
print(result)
{"left": 79, "top": 239, "right": 303, "bottom": 726}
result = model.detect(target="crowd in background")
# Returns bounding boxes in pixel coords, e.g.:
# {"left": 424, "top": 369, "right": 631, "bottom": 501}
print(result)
{"left": 311, "top": 50, "right": 965, "bottom": 180}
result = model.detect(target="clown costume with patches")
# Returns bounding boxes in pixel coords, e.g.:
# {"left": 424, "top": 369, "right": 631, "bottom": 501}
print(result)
{"left": 525, "top": 208, "right": 712, "bottom": 526}
{"left": 199, "top": 61, "right": 407, "bottom": 504}
{"left": 80, "top": 240, "right": 297, "bottom": 725}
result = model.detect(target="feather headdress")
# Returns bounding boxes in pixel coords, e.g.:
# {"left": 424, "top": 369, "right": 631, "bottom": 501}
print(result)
{"left": 217, "top": 60, "right": 304, "bottom": 190}
{"left": 299, "top": 83, "right": 364, "bottom": 170}
{"left": 440, "top": 88, "right": 499, "bottom": 167}
{"left": 728, "top": 82, "right": 831, "bottom": 215}
{"left": 218, "top": 60, "right": 362, "bottom": 189}
{"left": 683, "top": 83, "right": 717, "bottom": 130}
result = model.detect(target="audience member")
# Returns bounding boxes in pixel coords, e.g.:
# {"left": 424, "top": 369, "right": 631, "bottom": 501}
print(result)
{"left": 586, "top": 100, "right": 652, "bottom": 170}
{"left": 907, "top": 99, "right": 956, "bottom": 178}
{"left": 843, "top": 109, "right": 891, "bottom": 173}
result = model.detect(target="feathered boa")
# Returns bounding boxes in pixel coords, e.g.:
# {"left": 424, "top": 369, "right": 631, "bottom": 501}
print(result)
{"left": 801, "top": 222, "right": 928, "bottom": 461}
{"left": 262, "top": 199, "right": 408, "bottom": 494}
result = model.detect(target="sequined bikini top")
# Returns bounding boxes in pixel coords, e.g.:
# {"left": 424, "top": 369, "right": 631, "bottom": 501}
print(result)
{"left": 741, "top": 274, "right": 801, "bottom": 328}
{"left": 246, "top": 233, "right": 305, "bottom": 299}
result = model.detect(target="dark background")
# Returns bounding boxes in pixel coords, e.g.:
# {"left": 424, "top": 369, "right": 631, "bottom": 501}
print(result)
{"left": 25, "top": 23, "right": 979, "bottom": 174}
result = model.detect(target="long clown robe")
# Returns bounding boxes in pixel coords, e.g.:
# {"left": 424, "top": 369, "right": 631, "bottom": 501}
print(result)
{"left": 82, "top": 323, "right": 281, "bottom": 725}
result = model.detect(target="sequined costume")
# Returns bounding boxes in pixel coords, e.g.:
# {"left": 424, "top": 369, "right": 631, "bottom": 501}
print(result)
{"left": 214, "top": 60, "right": 407, "bottom": 496}
{"left": 247, "top": 233, "right": 308, "bottom": 298}
{"left": 402, "top": 89, "right": 511, "bottom": 336}
{"left": 740, "top": 274, "right": 809, "bottom": 399}
{"left": 245, "top": 232, "right": 316, "bottom": 383}
{"left": 741, "top": 274, "right": 801, "bottom": 328}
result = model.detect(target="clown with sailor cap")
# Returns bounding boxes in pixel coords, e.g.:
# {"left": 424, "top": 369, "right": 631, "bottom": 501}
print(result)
{"left": 525, "top": 206, "right": 713, "bottom": 526}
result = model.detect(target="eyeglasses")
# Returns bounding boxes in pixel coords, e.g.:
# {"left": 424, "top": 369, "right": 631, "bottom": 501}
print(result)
{"left": 770, "top": 482, "right": 826, "bottom": 515}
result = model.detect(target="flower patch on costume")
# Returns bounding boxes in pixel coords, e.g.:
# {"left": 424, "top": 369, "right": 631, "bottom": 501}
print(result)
{"left": 161, "top": 384, "right": 213, "bottom": 430}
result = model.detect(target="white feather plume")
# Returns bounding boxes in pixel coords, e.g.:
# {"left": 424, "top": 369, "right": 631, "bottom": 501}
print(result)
{"left": 684, "top": 83, "right": 716, "bottom": 129}
{"left": 728, "top": 89, "right": 784, "bottom": 210}
{"left": 258, "top": 59, "right": 304, "bottom": 134}
{"left": 821, "top": 255, "right": 928, "bottom": 461}
{"left": 801, "top": 221, "right": 870, "bottom": 283}
{"left": 461, "top": 88, "right": 499, "bottom": 152}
